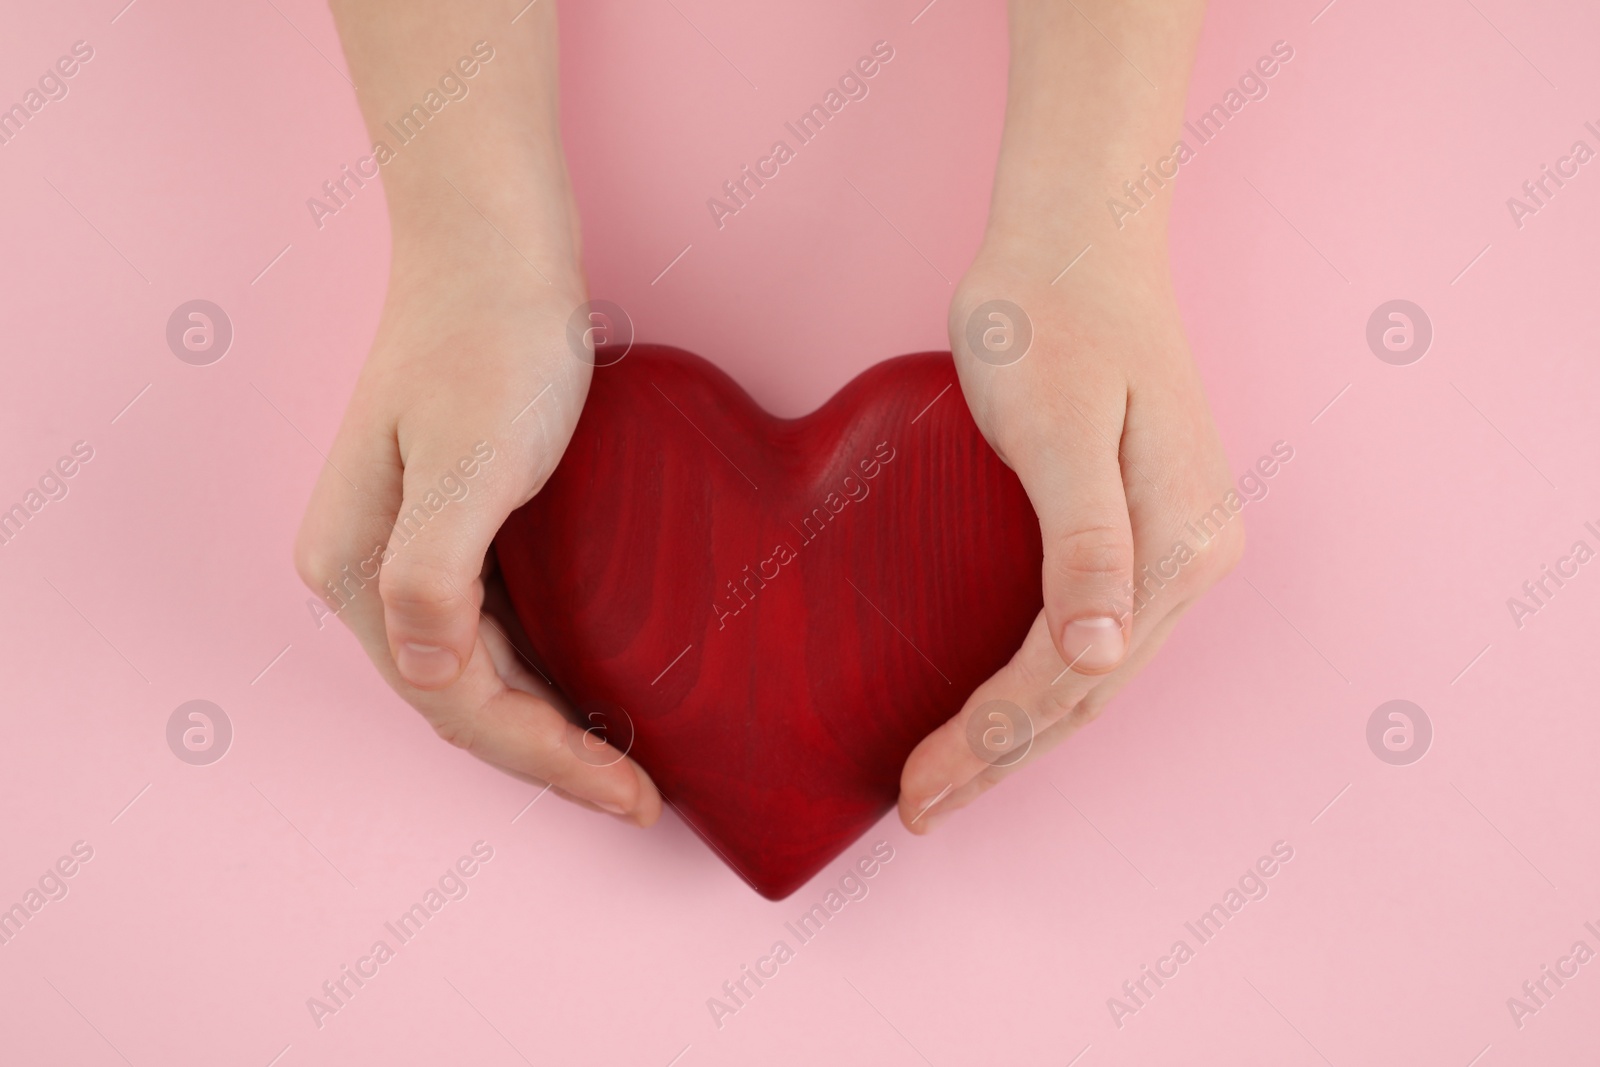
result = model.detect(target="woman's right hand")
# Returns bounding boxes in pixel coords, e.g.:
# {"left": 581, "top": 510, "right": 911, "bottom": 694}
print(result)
{"left": 296, "top": 0, "right": 661, "bottom": 824}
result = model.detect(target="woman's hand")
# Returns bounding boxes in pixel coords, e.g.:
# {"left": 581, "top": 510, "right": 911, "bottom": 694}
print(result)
{"left": 898, "top": 0, "right": 1229, "bottom": 831}
{"left": 294, "top": 0, "right": 661, "bottom": 824}
{"left": 898, "top": 235, "right": 1240, "bottom": 831}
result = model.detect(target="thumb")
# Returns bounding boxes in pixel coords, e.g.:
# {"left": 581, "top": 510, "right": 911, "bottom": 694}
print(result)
{"left": 1014, "top": 391, "right": 1135, "bottom": 676}
{"left": 379, "top": 439, "right": 514, "bottom": 689}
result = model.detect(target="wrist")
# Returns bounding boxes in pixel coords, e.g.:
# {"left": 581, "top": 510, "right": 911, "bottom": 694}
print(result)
{"left": 974, "top": 199, "right": 1170, "bottom": 295}
{"left": 383, "top": 154, "right": 585, "bottom": 294}
{"left": 983, "top": 133, "right": 1180, "bottom": 265}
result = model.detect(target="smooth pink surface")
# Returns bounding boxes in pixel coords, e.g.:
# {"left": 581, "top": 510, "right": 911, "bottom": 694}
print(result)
{"left": 1, "top": 1, "right": 1597, "bottom": 1064}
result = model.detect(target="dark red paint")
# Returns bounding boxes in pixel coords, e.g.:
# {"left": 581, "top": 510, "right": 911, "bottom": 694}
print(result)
{"left": 494, "top": 345, "right": 1042, "bottom": 899}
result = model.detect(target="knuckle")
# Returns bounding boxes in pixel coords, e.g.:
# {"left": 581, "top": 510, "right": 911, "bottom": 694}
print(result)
{"left": 293, "top": 542, "right": 328, "bottom": 592}
{"left": 1035, "top": 683, "right": 1081, "bottom": 723}
{"left": 1064, "top": 695, "right": 1108, "bottom": 730}
{"left": 1051, "top": 525, "right": 1135, "bottom": 585}
{"left": 1066, "top": 681, "right": 1118, "bottom": 730}
{"left": 1191, "top": 516, "right": 1246, "bottom": 584}
{"left": 528, "top": 722, "right": 580, "bottom": 781}
{"left": 292, "top": 527, "right": 333, "bottom": 588}
{"left": 379, "top": 562, "right": 461, "bottom": 615}
{"left": 1005, "top": 655, "right": 1074, "bottom": 726}
{"left": 429, "top": 713, "right": 477, "bottom": 752}
{"left": 1006, "top": 658, "right": 1048, "bottom": 701}
{"left": 294, "top": 537, "right": 349, "bottom": 597}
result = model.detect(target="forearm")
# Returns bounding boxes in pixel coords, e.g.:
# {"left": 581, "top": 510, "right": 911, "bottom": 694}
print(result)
{"left": 328, "top": 0, "right": 580, "bottom": 279}
{"left": 987, "top": 0, "right": 1207, "bottom": 262}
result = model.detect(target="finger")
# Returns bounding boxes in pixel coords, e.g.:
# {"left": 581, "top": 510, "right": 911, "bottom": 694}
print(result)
{"left": 308, "top": 508, "right": 663, "bottom": 826}
{"left": 901, "top": 603, "right": 1192, "bottom": 833}
{"left": 474, "top": 561, "right": 557, "bottom": 699}
{"left": 899, "top": 382, "right": 1247, "bottom": 833}
{"left": 375, "top": 331, "right": 587, "bottom": 693}
{"left": 476, "top": 612, "right": 664, "bottom": 826}
{"left": 1010, "top": 379, "right": 1136, "bottom": 677}
{"left": 431, "top": 625, "right": 663, "bottom": 826}
{"left": 377, "top": 433, "right": 535, "bottom": 690}
{"left": 898, "top": 610, "right": 1089, "bottom": 828}
{"left": 294, "top": 397, "right": 659, "bottom": 822}
{"left": 897, "top": 377, "right": 1186, "bottom": 833}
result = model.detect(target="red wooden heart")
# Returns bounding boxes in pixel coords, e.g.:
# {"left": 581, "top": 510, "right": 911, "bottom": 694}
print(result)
{"left": 494, "top": 345, "right": 1042, "bottom": 898}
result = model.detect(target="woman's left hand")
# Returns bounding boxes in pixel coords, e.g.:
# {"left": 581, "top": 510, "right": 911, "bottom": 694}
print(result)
{"left": 898, "top": 234, "right": 1243, "bottom": 832}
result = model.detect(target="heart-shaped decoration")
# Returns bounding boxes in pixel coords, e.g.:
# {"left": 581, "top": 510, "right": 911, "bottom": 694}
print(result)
{"left": 495, "top": 345, "right": 1042, "bottom": 898}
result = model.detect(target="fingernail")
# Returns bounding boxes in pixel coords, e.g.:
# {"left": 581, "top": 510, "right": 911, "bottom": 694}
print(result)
{"left": 910, "top": 796, "right": 946, "bottom": 828}
{"left": 397, "top": 642, "right": 460, "bottom": 687}
{"left": 921, "top": 810, "right": 952, "bottom": 833}
{"left": 1062, "top": 617, "right": 1126, "bottom": 673}
{"left": 596, "top": 800, "right": 629, "bottom": 816}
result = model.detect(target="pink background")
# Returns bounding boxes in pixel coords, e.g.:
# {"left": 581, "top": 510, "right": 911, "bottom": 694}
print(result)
{"left": 2, "top": 0, "right": 1597, "bottom": 1063}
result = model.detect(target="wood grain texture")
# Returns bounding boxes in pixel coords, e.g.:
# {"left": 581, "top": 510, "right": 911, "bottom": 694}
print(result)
{"left": 494, "top": 345, "right": 1042, "bottom": 898}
